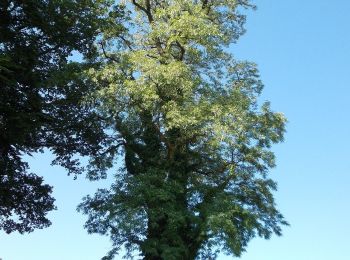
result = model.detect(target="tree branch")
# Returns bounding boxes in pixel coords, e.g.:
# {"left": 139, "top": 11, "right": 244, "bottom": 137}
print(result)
{"left": 118, "top": 35, "right": 134, "bottom": 51}
{"left": 100, "top": 42, "right": 119, "bottom": 63}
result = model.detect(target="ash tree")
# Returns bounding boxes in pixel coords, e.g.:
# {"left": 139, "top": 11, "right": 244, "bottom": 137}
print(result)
{"left": 78, "top": 0, "right": 287, "bottom": 259}
{"left": 0, "top": 0, "right": 124, "bottom": 233}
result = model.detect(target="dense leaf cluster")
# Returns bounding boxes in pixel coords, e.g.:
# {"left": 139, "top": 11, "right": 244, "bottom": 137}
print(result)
{"left": 1, "top": 1, "right": 287, "bottom": 259}
{"left": 77, "top": 0, "right": 288, "bottom": 259}
{"left": 0, "top": 0, "right": 123, "bottom": 233}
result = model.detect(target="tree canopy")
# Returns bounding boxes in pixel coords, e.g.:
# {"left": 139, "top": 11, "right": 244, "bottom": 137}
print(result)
{"left": 0, "top": 0, "right": 124, "bottom": 233}
{"left": 77, "top": 0, "right": 288, "bottom": 259}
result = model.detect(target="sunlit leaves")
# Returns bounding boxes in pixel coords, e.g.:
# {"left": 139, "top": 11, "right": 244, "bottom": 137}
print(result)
{"left": 80, "top": 0, "right": 287, "bottom": 259}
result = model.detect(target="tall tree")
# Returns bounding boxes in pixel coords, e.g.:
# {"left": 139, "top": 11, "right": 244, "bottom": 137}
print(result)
{"left": 78, "top": 0, "right": 287, "bottom": 259}
{"left": 0, "top": 0, "right": 124, "bottom": 233}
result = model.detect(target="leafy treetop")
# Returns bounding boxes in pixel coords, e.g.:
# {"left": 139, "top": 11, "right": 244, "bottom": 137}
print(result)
{"left": 80, "top": 0, "right": 286, "bottom": 259}
{"left": 0, "top": 0, "right": 124, "bottom": 233}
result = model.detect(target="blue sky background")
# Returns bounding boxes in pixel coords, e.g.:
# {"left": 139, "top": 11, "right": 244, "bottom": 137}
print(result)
{"left": 1, "top": 1, "right": 350, "bottom": 259}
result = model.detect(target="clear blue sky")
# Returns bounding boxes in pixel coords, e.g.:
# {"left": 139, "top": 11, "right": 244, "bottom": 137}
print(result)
{"left": 1, "top": 1, "right": 350, "bottom": 259}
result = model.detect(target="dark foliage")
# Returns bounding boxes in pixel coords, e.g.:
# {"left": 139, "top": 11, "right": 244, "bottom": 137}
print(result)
{"left": 0, "top": 0, "right": 124, "bottom": 233}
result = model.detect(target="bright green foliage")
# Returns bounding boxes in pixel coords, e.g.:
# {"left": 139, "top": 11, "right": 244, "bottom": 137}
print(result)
{"left": 78, "top": 0, "right": 287, "bottom": 259}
